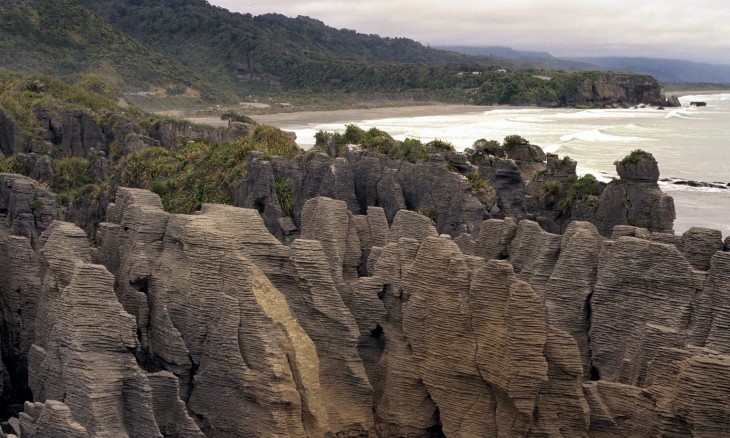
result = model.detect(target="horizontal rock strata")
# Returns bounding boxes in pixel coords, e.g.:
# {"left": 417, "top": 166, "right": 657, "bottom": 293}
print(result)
{"left": 0, "top": 187, "right": 728, "bottom": 437}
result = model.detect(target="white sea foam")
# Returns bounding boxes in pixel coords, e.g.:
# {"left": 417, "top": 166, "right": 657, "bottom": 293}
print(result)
{"left": 560, "top": 129, "right": 648, "bottom": 143}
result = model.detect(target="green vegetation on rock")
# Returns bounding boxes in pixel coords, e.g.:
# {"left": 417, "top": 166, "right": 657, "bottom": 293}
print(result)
{"left": 619, "top": 149, "right": 649, "bottom": 164}
{"left": 466, "top": 171, "right": 496, "bottom": 206}
{"left": 0, "top": 69, "right": 122, "bottom": 137}
{"left": 560, "top": 174, "right": 599, "bottom": 214}
{"left": 0, "top": 156, "right": 24, "bottom": 174}
{"left": 275, "top": 176, "right": 294, "bottom": 217}
{"left": 465, "top": 139, "right": 505, "bottom": 160}
{"left": 121, "top": 125, "right": 300, "bottom": 213}
{"left": 503, "top": 135, "right": 530, "bottom": 151}
{"left": 316, "top": 124, "right": 434, "bottom": 162}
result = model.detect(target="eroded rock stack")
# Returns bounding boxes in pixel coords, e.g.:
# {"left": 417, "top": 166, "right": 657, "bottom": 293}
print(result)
{"left": 1, "top": 183, "right": 730, "bottom": 437}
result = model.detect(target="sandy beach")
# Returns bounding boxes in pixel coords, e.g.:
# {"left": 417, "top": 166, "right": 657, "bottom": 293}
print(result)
{"left": 185, "top": 104, "right": 492, "bottom": 130}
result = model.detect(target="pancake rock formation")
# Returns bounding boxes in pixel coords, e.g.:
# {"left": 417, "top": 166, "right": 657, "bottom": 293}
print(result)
{"left": 1, "top": 180, "right": 729, "bottom": 436}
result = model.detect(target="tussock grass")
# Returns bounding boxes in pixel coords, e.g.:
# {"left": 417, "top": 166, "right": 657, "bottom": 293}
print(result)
{"left": 122, "top": 125, "right": 302, "bottom": 214}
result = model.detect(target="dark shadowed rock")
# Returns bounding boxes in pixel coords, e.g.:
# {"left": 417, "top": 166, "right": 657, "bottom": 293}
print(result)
{"left": 0, "top": 107, "right": 23, "bottom": 157}
{"left": 0, "top": 174, "right": 58, "bottom": 248}
{"left": 0, "top": 228, "right": 40, "bottom": 410}
{"left": 33, "top": 108, "right": 106, "bottom": 157}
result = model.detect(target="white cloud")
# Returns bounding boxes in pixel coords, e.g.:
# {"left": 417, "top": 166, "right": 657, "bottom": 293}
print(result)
{"left": 210, "top": 0, "right": 730, "bottom": 63}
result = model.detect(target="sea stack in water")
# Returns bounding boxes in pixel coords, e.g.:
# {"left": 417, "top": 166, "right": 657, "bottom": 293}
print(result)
{"left": 594, "top": 150, "right": 675, "bottom": 236}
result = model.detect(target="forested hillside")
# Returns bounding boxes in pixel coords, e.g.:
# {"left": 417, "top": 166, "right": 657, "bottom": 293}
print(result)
{"left": 0, "top": 0, "right": 227, "bottom": 99}
{"left": 77, "top": 0, "right": 510, "bottom": 95}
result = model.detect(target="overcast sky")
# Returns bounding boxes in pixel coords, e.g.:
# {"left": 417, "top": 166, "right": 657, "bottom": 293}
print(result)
{"left": 208, "top": 0, "right": 730, "bottom": 64}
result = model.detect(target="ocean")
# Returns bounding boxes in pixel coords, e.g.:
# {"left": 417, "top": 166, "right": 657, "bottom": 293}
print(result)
{"left": 287, "top": 94, "right": 730, "bottom": 237}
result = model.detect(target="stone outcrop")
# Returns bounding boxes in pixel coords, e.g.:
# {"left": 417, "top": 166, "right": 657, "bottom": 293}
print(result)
{"left": 3, "top": 181, "right": 730, "bottom": 437}
{"left": 595, "top": 152, "right": 675, "bottom": 236}
{"left": 562, "top": 73, "right": 677, "bottom": 108}
{"left": 0, "top": 174, "right": 58, "bottom": 248}
{"left": 28, "top": 221, "right": 165, "bottom": 437}
{"left": 33, "top": 108, "right": 106, "bottom": 157}
{"left": 0, "top": 227, "right": 40, "bottom": 413}
{"left": 0, "top": 107, "right": 22, "bottom": 158}
{"left": 235, "top": 148, "right": 488, "bottom": 239}
{"left": 149, "top": 119, "right": 252, "bottom": 148}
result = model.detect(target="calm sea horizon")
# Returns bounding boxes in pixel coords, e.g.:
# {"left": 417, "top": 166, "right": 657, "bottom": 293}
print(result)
{"left": 286, "top": 94, "right": 730, "bottom": 237}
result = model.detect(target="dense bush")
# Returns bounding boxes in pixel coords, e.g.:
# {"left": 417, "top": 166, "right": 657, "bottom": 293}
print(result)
{"left": 121, "top": 126, "right": 301, "bottom": 213}
{"left": 619, "top": 149, "right": 649, "bottom": 164}
{"left": 560, "top": 174, "right": 599, "bottom": 214}
{"left": 465, "top": 139, "right": 504, "bottom": 160}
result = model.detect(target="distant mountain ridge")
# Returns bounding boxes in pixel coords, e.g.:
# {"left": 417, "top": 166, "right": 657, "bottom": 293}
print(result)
{"left": 439, "top": 47, "right": 730, "bottom": 85}
{"left": 566, "top": 57, "right": 730, "bottom": 85}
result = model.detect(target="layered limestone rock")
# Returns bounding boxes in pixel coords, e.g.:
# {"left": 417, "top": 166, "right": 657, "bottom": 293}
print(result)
{"left": 474, "top": 217, "right": 518, "bottom": 260}
{"left": 543, "top": 221, "right": 603, "bottom": 374}
{"left": 4, "top": 180, "right": 730, "bottom": 436}
{"left": 0, "top": 227, "right": 40, "bottom": 409}
{"left": 701, "top": 252, "right": 730, "bottom": 351}
{"left": 28, "top": 221, "right": 164, "bottom": 437}
{"left": 0, "top": 174, "right": 58, "bottom": 248}
{"left": 401, "top": 237, "right": 497, "bottom": 436}
{"left": 97, "top": 190, "right": 374, "bottom": 436}
{"left": 680, "top": 226, "right": 724, "bottom": 271}
{"left": 235, "top": 148, "right": 488, "bottom": 239}
{"left": 510, "top": 221, "right": 562, "bottom": 295}
{"left": 17, "top": 401, "right": 88, "bottom": 438}
{"left": 468, "top": 259, "right": 550, "bottom": 435}
{"left": 33, "top": 108, "right": 106, "bottom": 157}
{"left": 595, "top": 152, "right": 675, "bottom": 236}
{"left": 590, "top": 236, "right": 695, "bottom": 384}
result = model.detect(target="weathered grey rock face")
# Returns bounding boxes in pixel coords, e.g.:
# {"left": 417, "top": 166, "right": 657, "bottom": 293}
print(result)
{"left": 0, "top": 227, "right": 40, "bottom": 411}
{"left": 18, "top": 400, "right": 89, "bottom": 438}
{"left": 0, "top": 107, "right": 23, "bottom": 158}
{"left": 235, "top": 148, "right": 489, "bottom": 239}
{"left": 149, "top": 119, "right": 252, "bottom": 148}
{"left": 543, "top": 221, "right": 603, "bottom": 374}
{"left": 4, "top": 185, "right": 730, "bottom": 437}
{"left": 562, "top": 73, "right": 675, "bottom": 108}
{"left": 590, "top": 237, "right": 694, "bottom": 384}
{"left": 0, "top": 174, "right": 58, "bottom": 248}
{"left": 96, "top": 191, "right": 381, "bottom": 437}
{"left": 595, "top": 163, "right": 675, "bottom": 236}
{"left": 681, "top": 226, "right": 724, "bottom": 271}
{"left": 33, "top": 108, "right": 106, "bottom": 157}
{"left": 28, "top": 221, "right": 164, "bottom": 437}
{"left": 616, "top": 152, "right": 660, "bottom": 183}
{"left": 474, "top": 155, "right": 527, "bottom": 218}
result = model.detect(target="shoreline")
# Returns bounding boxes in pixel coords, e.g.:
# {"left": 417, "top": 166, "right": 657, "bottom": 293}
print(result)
{"left": 181, "top": 89, "right": 730, "bottom": 130}
{"left": 249, "top": 104, "right": 493, "bottom": 129}
{"left": 186, "top": 104, "right": 523, "bottom": 130}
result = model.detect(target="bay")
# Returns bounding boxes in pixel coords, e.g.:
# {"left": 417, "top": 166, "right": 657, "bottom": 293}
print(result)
{"left": 285, "top": 94, "right": 730, "bottom": 236}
